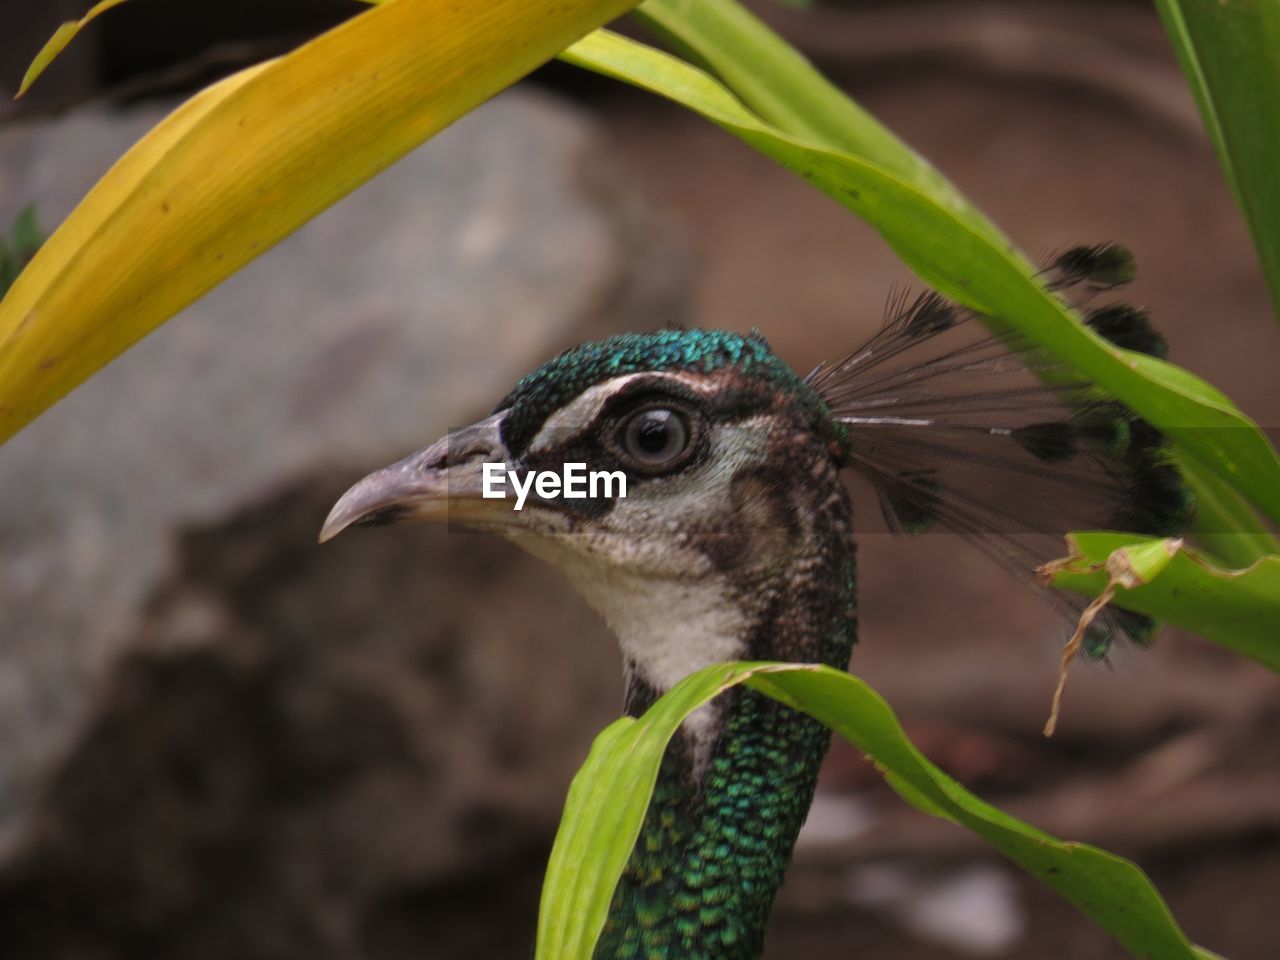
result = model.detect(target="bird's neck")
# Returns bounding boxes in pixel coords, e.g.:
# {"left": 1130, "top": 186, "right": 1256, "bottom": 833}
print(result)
{"left": 595, "top": 469, "right": 857, "bottom": 960}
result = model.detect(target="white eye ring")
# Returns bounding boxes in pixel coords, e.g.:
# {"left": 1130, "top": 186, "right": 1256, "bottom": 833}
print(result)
{"left": 619, "top": 406, "right": 692, "bottom": 471}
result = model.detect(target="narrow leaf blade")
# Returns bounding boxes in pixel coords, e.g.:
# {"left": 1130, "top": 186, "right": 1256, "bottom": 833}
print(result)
{"left": 1048, "top": 533, "right": 1280, "bottom": 673}
{"left": 1153, "top": 0, "right": 1280, "bottom": 323}
{"left": 0, "top": 0, "right": 638, "bottom": 444}
{"left": 634, "top": 0, "right": 963, "bottom": 207}
{"left": 539, "top": 662, "right": 1218, "bottom": 960}
{"left": 16, "top": 0, "right": 132, "bottom": 98}
{"left": 537, "top": 667, "right": 763, "bottom": 958}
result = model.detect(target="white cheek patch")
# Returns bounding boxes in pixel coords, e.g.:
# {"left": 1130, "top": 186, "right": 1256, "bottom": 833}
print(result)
{"left": 526, "top": 371, "right": 721, "bottom": 454}
{"left": 608, "top": 576, "right": 748, "bottom": 694}
{"left": 510, "top": 532, "right": 749, "bottom": 767}
{"left": 602, "top": 570, "right": 747, "bottom": 769}
{"left": 513, "top": 534, "right": 748, "bottom": 688}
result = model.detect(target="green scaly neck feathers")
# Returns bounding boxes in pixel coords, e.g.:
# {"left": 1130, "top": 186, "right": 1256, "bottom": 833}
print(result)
{"left": 599, "top": 503, "right": 855, "bottom": 959}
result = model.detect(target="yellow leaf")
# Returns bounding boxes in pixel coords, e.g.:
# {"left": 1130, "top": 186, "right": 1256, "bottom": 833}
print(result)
{"left": 17, "top": 0, "right": 132, "bottom": 99}
{"left": 0, "top": 0, "right": 638, "bottom": 444}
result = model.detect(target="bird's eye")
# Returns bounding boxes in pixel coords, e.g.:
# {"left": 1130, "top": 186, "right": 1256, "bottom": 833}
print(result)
{"left": 617, "top": 406, "right": 694, "bottom": 472}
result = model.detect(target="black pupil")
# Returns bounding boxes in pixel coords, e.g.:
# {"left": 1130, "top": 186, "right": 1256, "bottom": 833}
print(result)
{"left": 636, "top": 414, "right": 671, "bottom": 454}
{"left": 623, "top": 407, "right": 689, "bottom": 468}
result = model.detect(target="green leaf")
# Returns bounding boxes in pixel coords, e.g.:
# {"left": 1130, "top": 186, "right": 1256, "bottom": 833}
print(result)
{"left": 1173, "top": 452, "right": 1279, "bottom": 567}
{"left": 1153, "top": 0, "right": 1280, "bottom": 324}
{"left": 0, "top": 207, "right": 44, "bottom": 300}
{"left": 1046, "top": 533, "right": 1280, "bottom": 674}
{"left": 537, "top": 669, "right": 750, "bottom": 958}
{"left": 9, "top": 206, "right": 44, "bottom": 258}
{"left": 0, "top": 0, "right": 640, "bottom": 446}
{"left": 634, "top": 0, "right": 968, "bottom": 210}
{"left": 562, "top": 28, "right": 1280, "bottom": 536}
{"left": 539, "top": 662, "right": 1221, "bottom": 960}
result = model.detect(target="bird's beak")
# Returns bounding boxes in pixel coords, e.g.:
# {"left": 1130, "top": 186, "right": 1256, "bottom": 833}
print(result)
{"left": 319, "top": 412, "right": 512, "bottom": 543}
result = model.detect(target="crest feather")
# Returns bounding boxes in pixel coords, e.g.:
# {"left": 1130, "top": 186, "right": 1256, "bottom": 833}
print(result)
{"left": 808, "top": 247, "right": 1192, "bottom": 657}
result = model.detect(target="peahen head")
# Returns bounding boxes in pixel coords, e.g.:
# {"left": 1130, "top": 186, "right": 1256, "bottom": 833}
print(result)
{"left": 319, "top": 247, "right": 1192, "bottom": 960}
{"left": 321, "top": 329, "right": 860, "bottom": 709}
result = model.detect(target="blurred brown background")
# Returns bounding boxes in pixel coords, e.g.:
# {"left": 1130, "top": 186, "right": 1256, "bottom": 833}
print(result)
{"left": 1, "top": 2, "right": 1277, "bottom": 958}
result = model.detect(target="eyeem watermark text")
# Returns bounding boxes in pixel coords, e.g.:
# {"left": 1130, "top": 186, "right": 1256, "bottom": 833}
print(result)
{"left": 482, "top": 463, "right": 627, "bottom": 510}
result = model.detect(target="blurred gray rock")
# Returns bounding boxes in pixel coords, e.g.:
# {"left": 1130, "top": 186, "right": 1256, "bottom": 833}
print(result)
{"left": 0, "top": 89, "right": 688, "bottom": 958}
